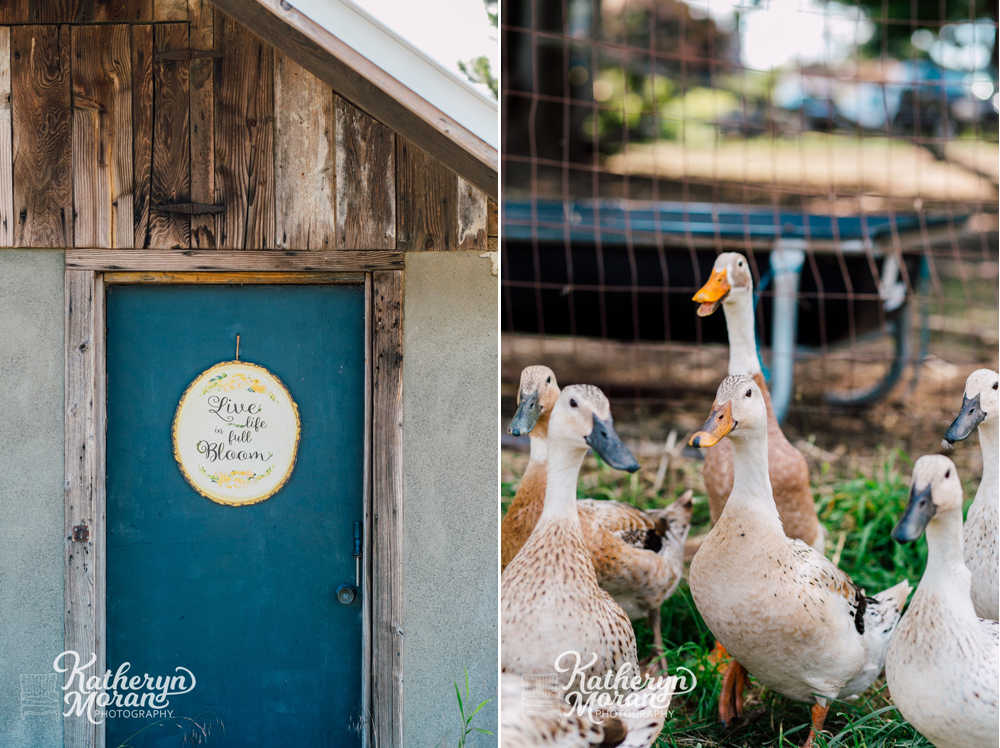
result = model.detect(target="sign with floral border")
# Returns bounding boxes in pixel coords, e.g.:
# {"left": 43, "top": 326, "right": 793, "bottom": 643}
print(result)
{"left": 172, "top": 361, "right": 300, "bottom": 506}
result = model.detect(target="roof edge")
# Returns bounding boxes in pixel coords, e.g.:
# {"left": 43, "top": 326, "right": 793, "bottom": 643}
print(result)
{"left": 297, "top": 0, "right": 499, "bottom": 138}
{"left": 215, "top": 0, "right": 498, "bottom": 199}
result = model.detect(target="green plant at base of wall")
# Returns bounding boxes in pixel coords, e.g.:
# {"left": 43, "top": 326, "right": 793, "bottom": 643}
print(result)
{"left": 454, "top": 667, "right": 493, "bottom": 748}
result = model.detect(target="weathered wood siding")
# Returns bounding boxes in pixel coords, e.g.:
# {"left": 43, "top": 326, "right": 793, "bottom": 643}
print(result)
{"left": 0, "top": 0, "right": 497, "bottom": 251}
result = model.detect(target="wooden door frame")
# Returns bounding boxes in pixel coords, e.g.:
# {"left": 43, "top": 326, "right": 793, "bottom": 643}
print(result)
{"left": 64, "top": 250, "right": 404, "bottom": 748}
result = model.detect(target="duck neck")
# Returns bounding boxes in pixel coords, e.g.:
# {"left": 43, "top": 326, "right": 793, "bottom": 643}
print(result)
{"left": 922, "top": 510, "right": 972, "bottom": 600}
{"left": 722, "top": 293, "right": 762, "bottom": 376}
{"left": 527, "top": 411, "right": 550, "bottom": 465}
{"left": 723, "top": 428, "right": 782, "bottom": 529}
{"left": 539, "top": 442, "right": 588, "bottom": 524}
{"left": 978, "top": 418, "right": 998, "bottom": 491}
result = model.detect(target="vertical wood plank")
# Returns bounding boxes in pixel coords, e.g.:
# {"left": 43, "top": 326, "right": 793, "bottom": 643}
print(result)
{"left": 65, "top": 269, "right": 101, "bottom": 748}
{"left": 92, "top": 272, "right": 106, "bottom": 748}
{"left": 12, "top": 25, "right": 72, "bottom": 248}
{"left": 274, "top": 52, "right": 334, "bottom": 250}
{"left": 361, "top": 272, "right": 372, "bottom": 747}
{"left": 371, "top": 269, "right": 403, "bottom": 748}
{"left": 396, "top": 138, "right": 455, "bottom": 251}
{"left": 72, "top": 24, "right": 133, "bottom": 248}
{"left": 131, "top": 24, "right": 152, "bottom": 248}
{"left": 456, "top": 177, "right": 487, "bottom": 251}
{"left": 33, "top": 0, "right": 85, "bottom": 23}
{"left": 214, "top": 11, "right": 274, "bottom": 249}
{"left": 188, "top": 0, "right": 214, "bottom": 247}
{"left": 149, "top": 22, "right": 190, "bottom": 248}
{"left": 0, "top": 27, "right": 13, "bottom": 247}
{"left": 153, "top": 0, "right": 186, "bottom": 21}
{"left": 91, "top": 0, "right": 152, "bottom": 21}
{"left": 187, "top": 0, "right": 212, "bottom": 46}
{"left": 487, "top": 198, "right": 498, "bottom": 237}
{"left": 336, "top": 97, "right": 394, "bottom": 249}
{"left": 0, "top": 0, "right": 29, "bottom": 24}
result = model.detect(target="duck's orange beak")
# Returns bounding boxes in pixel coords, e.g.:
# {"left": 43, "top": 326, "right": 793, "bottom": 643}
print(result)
{"left": 693, "top": 268, "right": 730, "bottom": 317}
{"left": 689, "top": 400, "right": 736, "bottom": 448}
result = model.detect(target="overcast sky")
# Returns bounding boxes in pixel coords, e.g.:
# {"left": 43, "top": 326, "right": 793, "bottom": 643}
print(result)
{"left": 351, "top": 0, "right": 498, "bottom": 97}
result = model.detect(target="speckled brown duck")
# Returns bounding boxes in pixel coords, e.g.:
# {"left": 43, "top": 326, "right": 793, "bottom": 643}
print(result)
{"left": 500, "top": 672, "right": 671, "bottom": 748}
{"left": 503, "top": 366, "right": 694, "bottom": 656}
{"left": 692, "top": 251, "right": 824, "bottom": 552}
{"left": 688, "top": 375, "right": 911, "bottom": 748}
{"left": 502, "top": 365, "right": 561, "bottom": 573}
{"left": 501, "top": 385, "right": 642, "bottom": 690}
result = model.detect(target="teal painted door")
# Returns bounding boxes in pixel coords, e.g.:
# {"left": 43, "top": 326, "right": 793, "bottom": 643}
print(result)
{"left": 106, "top": 284, "right": 365, "bottom": 748}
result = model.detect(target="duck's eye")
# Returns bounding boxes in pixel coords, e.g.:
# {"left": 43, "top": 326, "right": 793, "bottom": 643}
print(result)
{"left": 546, "top": 376, "right": 551, "bottom": 384}
{"left": 738, "top": 261, "right": 743, "bottom": 267}
{"left": 994, "top": 382, "right": 997, "bottom": 390}
{"left": 746, "top": 389, "right": 752, "bottom": 397}
{"left": 945, "top": 469, "right": 951, "bottom": 478}
{"left": 569, "top": 399, "right": 578, "bottom": 408}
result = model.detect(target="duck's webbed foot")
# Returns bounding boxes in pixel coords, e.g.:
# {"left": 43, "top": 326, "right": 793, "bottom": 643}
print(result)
{"left": 802, "top": 702, "right": 829, "bottom": 748}
{"left": 707, "top": 640, "right": 729, "bottom": 670}
{"left": 717, "top": 658, "right": 748, "bottom": 728}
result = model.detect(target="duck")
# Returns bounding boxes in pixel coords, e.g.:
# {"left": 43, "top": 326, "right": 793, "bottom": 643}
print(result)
{"left": 501, "top": 385, "right": 642, "bottom": 693}
{"left": 687, "top": 375, "right": 911, "bottom": 747}
{"left": 503, "top": 365, "right": 562, "bottom": 573}
{"left": 503, "top": 366, "right": 694, "bottom": 656}
{"left": 500, "top": 673, "right": 671, "bottom": 748}
{"left": 943, "top": 368, "right": 998, "bottom": 621}
{"left": 886, "top": 454, "right": 999, "bottom": 748}
{"left": 692, "top": 252, "right": 824, "bottom": 553}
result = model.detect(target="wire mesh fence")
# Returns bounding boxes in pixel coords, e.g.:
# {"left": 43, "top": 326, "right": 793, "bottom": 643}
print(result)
{"left": 500, "top": 0, "right": 998, "bottom": 483}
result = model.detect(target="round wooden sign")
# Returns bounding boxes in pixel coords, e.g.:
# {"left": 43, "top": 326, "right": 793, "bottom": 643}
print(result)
{"left": 172, "top": 361, "right": 300, "bottom": 506}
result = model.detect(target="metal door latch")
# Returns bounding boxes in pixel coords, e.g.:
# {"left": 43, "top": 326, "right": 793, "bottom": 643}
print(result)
{"left": 336, "top": 522, "right": 363, "bottom": 605}
{"left": 72, "top": 525, "right": 90, "bottom": 543}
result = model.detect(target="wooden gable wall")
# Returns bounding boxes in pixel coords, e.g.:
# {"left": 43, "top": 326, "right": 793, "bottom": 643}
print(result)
{"left": 0, "top": 0, "right": 497, "bottom": 251}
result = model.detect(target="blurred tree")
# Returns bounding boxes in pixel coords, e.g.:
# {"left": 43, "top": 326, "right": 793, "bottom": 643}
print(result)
{"left": 459, "top": 0, "right": 498, "bottom": 98}
{"left": 853, "top": 0, "right": 998, "bottom": 62}
{"left": 459, "top": 55, "right": 499, "bottom": 98}
{"left": 585, "top": 0, "right": 738, "bottom": 152}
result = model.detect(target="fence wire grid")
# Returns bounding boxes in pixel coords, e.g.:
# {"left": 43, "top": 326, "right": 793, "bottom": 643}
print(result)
{"left": 500, "top": 0, "right": 999, "bottom": 481}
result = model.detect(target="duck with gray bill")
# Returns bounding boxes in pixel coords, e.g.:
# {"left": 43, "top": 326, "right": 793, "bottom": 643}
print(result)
{"left": 585, "top": 412, "right": 640, "bottom": 472}
{"left": 943, "top": 392, "right": 986, "bottom": 444}
{"left": 508, "top": 390, "right": 543, "bottom": 437}
{"left": 892, "top": 483, "right": 937, "bottom": 543}
{"left": 940, "top": 369, "right": 998, "bottom": 621}
{"left": 501, "top": 366, "right": 694, "bottom": 662}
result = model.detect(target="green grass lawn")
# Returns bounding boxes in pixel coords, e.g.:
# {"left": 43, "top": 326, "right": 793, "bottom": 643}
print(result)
{"left": 501, "top": 448, "right": 978, "bottom": 748}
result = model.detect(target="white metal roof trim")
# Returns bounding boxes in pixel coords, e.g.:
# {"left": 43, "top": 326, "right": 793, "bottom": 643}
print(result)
{"left": 290, "top": 0, "right": 499, "bottom": 152}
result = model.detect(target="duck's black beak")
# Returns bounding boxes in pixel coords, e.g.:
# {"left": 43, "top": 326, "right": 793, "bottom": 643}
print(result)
{"left": 585, "top": 414, "right": 639, "bottom": 472}
{"left": 944, "top": 393, "right": 986, "bottom": 444}
{"left": 508, "top": 392, "right": 542, "bottom": 436}
{"left": 892, "top": 483, "right": 936, "bottom": 543}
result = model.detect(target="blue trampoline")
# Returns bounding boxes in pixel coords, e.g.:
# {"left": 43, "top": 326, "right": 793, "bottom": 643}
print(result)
{"left": 502, "top": 199, "right": 963, "bottom": 421}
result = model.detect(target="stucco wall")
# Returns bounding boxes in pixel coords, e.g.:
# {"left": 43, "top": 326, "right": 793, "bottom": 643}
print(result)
{"left": 402, "top": 250, "right": 498, "bottom": 747}
{"left": 0, "top": 250, "right": 65, "bottom": 747}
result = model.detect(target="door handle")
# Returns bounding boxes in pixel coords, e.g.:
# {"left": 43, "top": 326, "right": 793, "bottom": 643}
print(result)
{"left": 336, "top": 584, "right": 356, "bottom": 604}
{"left": 336, "top": 522, "right": 363, "bottom": 605}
